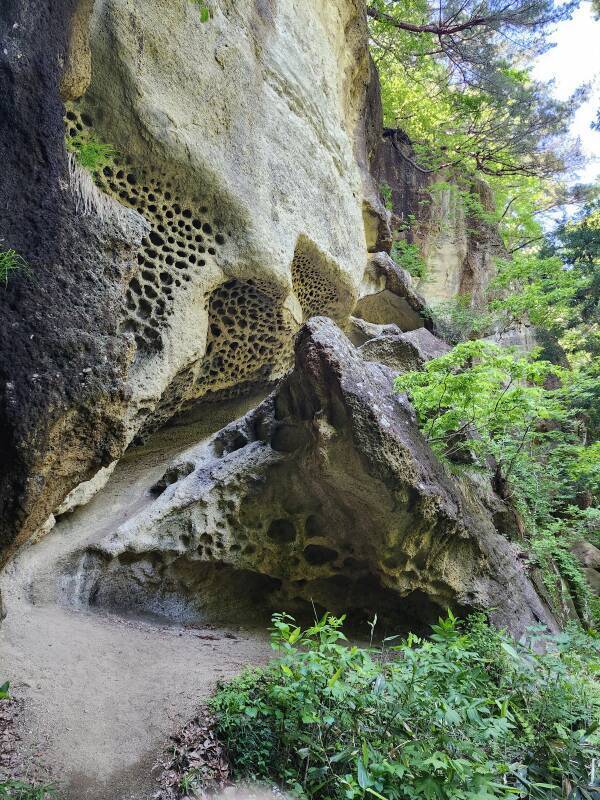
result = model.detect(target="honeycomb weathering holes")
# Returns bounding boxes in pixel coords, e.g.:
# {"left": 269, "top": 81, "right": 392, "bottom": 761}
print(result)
{"left": 291, "top": 242, "right": 347, "bottom": 321}
{"left": 138, "top": 278, "right": 296, "bottom": 434}
{"left": 64, "top": 108, "right": 355, "bottom": 431}
{"left": 195, "top": 278, "right": 294, "bottom": 395}
{"left": 65, "top": 105, "right": 227, "bottom": 353}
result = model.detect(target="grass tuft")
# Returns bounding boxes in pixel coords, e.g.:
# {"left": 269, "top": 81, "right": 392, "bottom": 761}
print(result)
{"left": 67, "top": 133, "right": 116, "bottom": 174}
{"left": 0, "top": 248, "right": 29, "bottom": 286}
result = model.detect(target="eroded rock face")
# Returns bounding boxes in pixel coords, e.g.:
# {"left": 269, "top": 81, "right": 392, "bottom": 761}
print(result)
{"left": 0, "top": 0, "right": 146, "bottom": 563}
{"left": 1, "top": 0, "right": 397, "bottom": 559}
{"left": 371, "top": 129, "right": 506, "bottom": 308}
{"left": 63, "top": 0, "right": 375, "bottom": 436}
{"left": 358, "top": 327, "right": 451, "bottom": 373}
{"left": 74, "top": 318, "right": 556, "bottom": 636}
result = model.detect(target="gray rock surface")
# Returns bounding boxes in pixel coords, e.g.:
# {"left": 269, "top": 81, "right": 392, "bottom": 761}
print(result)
{"left": 354, "top": 251, "right": 429, "bottom": 331}
{"left": 359, "top": 327, "right": 450, "bottom": 372}
{"left": 571, "top": 541, "right": 600, "bottom": 596}
{"left": 78, "top": 318, "right": 557, "bottom": 636}
{"left": 1, "top": 0, "right": 396, "bottom": 558}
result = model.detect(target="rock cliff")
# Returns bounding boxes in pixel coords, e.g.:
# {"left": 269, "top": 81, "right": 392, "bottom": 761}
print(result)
{"left": 0, "top": 0, "right": 398, "bottom": 559}
{"left": 71, "top": 318, "right": 555, "bottom": 636}
{"left": 0, "top": 0, "right": 555, "bottom": 634}
{"left": 371, "top": 129, "right": 506, "bottom": 308}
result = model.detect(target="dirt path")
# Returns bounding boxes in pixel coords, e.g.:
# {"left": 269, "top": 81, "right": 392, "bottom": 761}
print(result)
{"left": 0, "top": 397, "right": 273, "bottom": 800}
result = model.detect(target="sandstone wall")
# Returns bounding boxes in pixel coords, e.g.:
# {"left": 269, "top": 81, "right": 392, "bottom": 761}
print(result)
{"left": 0, "top": 0, "right": 387, "bottom": 558}
{"left": 371, "top": 129, "right": 506, "bottom": 308}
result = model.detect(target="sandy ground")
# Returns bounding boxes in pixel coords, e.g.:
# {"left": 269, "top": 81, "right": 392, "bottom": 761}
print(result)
{"left": 0, "top": 397, "right": 273, "bottom": 800}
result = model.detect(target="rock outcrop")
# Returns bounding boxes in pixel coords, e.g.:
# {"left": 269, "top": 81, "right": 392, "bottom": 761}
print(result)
{"left": 571, "top": 541, "right": 600, "bottom": 597}
{"left": 358, "top": 327, "right": 450, "bottom": 372}
{"left": 0, "top": 0, "right": 146, "bottom": 563}
{"left": 71, "top": 319, "right": 556, "bottom": 637}
{"left": 0, "top": 0, "right": 403, "bottom": 559}
{"left": 371, "top": 129, "right": 506, "bottom": 308}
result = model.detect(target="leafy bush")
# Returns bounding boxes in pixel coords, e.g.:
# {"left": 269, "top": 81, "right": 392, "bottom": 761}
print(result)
{"left": 393, "top": 341, "right": 600, "bottom": 623}
{"left": 380, "top": 182, "right": 394, "bottom": 211}
{"left": 425, "top": 295, "right": 495, "bottom": 343}
{"left": 212, "top": 612, "right": 599, "bottom": 800}
{"left": 0, "top": 249, "right": 29, "bottom": 286}
{"left": 390, "top": 240, "right": 427, "bottom": 279}
{"left": 394, "top": 339, "right": 563, "bottom": 471}
{"left": 0, "top": 782, "right": 55, "bottom": 800}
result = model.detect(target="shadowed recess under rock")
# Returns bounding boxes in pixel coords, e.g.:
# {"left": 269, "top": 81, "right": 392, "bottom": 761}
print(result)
{"left": 63, "top": 318, "right": 557, "bottom": 637}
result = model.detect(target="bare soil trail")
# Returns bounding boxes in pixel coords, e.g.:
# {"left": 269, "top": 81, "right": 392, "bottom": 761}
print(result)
{"left": 0, "top": 397, "right": 273, "bottom": 800}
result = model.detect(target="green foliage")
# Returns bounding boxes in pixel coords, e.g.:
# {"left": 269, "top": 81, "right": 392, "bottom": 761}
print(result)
{"left": 394, "top": 340, "right": 563, "bottom": 473}
{"left": 212, "top": 611, "right": 600, "bottom": 799}
{"left": 0, "top": 248, "right": 29, "bottom": 287}
{"left": 190, "top": 0, "right": 211, "bottom": 21}
{"left": 390, "top": 240, "right": 427, "bottom": 278}
{"left": 426, "top": 295, "right": 495, "bottom": 343}
{"left": 429, "top": 180, "right": 496, "bottom": 227}
{"left": 67, "top": 132, "right": 116, "bottom": 174}
{"left": 530, "top": 523, "right": 595, "bottom": 624}
{"left": 0, "top": 782, "right": 55, "bottom": 800}
{"left": 394, "top": 339, "right": 600, "bottom": 623}
{"left": 374, "top": 38, "right": 579, "bottom": 180}
{"left": 380, "top": 181, "right": 393, "bottom": 211}
{"left": 491, "top": 254, "right": 587, "bottom": 334}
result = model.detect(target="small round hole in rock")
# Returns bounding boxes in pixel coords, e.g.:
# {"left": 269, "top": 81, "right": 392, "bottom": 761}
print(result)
{"left": 267, "top": 518, "right": 296, "bottom": 543}
{"left": 303, "top": 544, "right": 338, "bottom": 565}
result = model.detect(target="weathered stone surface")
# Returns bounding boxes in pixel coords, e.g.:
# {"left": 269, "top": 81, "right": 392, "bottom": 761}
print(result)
{"left": 64, "top": 0, "right": 375, "bottom": 437}
{"left": 1, "top": 0, "right": 394, "bottom": 559}
{"left": 571, "top": 541, "right": 600, "bottom": 570}
{"left": 354, "top": 252, "right": 429, "bottom": 331}
{"left": 60, "top": 0, "right": 93, "bottom": 100}
{"left": 359, "top": 327, "right": 450, "bottom": 372}
{"left": 0, "top": 0, "right": 145, "bottom": 564}
{"left": 76, "top": 318, "right": 556, "bottom": 636}
{"left": 371, "top": 129, "right": 506, "bottom": 308}
{"left": 571, "top": 541, "right": 600, "bottom": 596}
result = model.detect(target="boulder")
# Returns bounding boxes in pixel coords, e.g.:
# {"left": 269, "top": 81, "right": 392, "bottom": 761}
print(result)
{"left": 571, "top": 541, "right": 600, "bottom": 596}
{"left": 353, "top": 252, "right": 430, "bottom": 331}
{"left": 571, "top": 541, "right": 600, "bottom": 570}
{"left": 74, "top": 318, "right": 557, "bottom": 637}
{"left": 359, "top": 327, "right": 450, "bottom": 372}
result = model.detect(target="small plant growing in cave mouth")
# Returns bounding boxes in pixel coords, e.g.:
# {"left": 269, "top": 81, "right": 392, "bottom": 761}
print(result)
{"left": 0, "top": 248, "right": 29, "bottom": 287}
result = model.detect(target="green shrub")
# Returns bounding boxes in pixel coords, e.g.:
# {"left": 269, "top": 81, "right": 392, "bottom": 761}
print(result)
{"left": 0, "top": 781, "right": 55, "bottom": 800}
{"left": 380, "top": 181, "right": 394, "bottom": 211}
{"left": 425, "top": 295, "right": 495, "bottom": 343}
{"left": 212, "top": 612, "right": 599, "bottom": 800}
{"left": 390, "top": 240, "right": 427, "bottom": 279}
{"left": 0, "top": 249, "right": 29, "bottom": 286}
